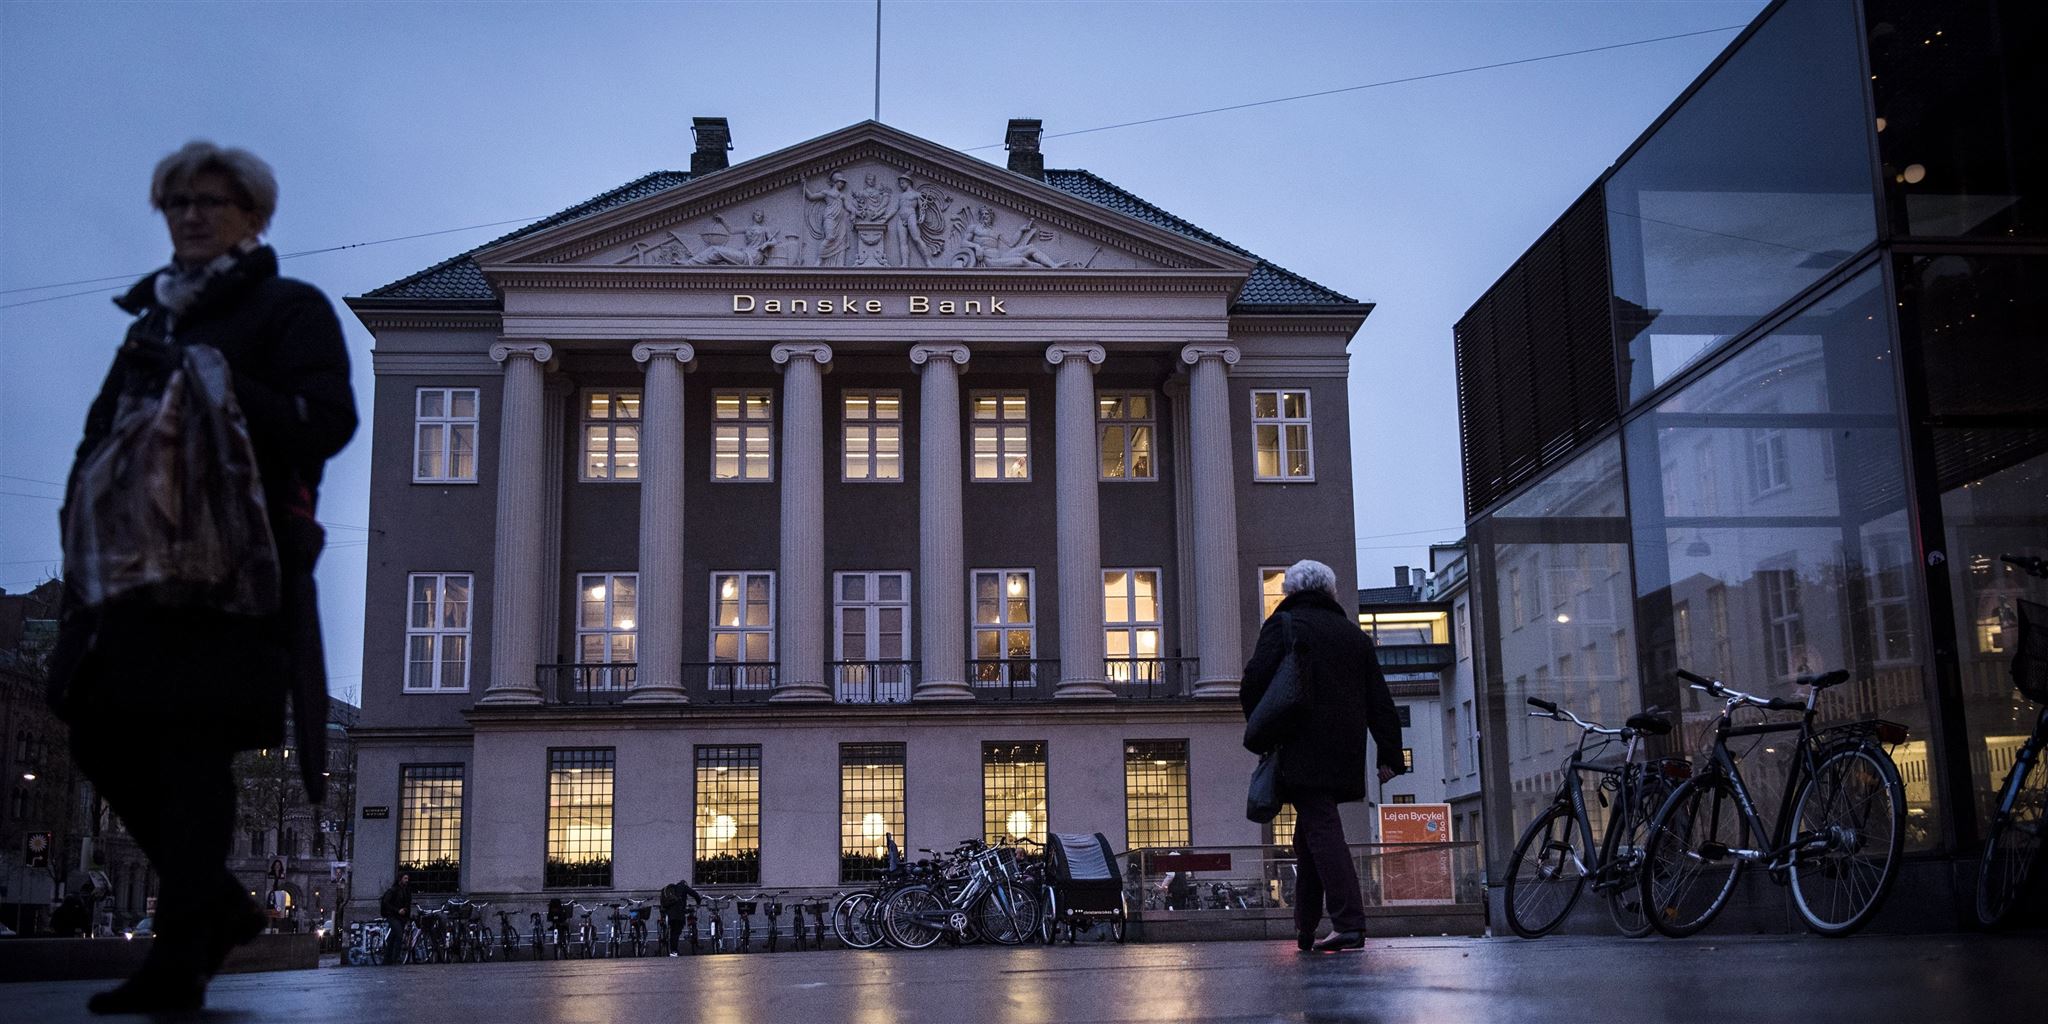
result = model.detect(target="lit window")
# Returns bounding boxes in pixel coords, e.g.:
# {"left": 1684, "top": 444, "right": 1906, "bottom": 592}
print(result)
{"left": 1260, "top": 567, "right": 1288, "bottom": 619}
{"left": 1267, "top": 803, "right": 1298, "bottom": 849}
{"left": 414, "top": 388, "right": 479, "bottom": 483}
{"left": 695, "top": 745, "right": 760, "bottom": 885}
{"left": 834, "top": 572, "right": 911, "bottom": 703}
{"left": 1124, "top": 740, "right": 1190, "bottom": 849}
{"left": 971, "top": 391, "right": 1030, "bottom": 480}
{"left": 1391, "top": 794, "right": 1418, "bottom": 805}
{"left": 397, "top": 765, "right": 463, "bottom": 893}
{"left": 842, "top": 390, "right": 903, "bottom": 481}
{"left": 713, "top": 390, "right": 774, "bottom": 481}
{"left": 581, "top": 390, "right": 642, "bottom": 481}
{"left": 575, "top": 573, "right": 638, "bottom": 693}
{"left": 1103, "top": 569, "right": 1162, "bottom": 678}
{"left": 1251, "top": 389, "right": 1313, "bottom": 481}
{"left": 710, "top": 572, "right": 775, "bottom": 691}
{"left": 971, "top": 570, "right": 1036, "bottom": 687}
{"left": 1401, "top": 748, "right": 1415, "bottom": 772}
{"left": 1097, "top": 391, "right": 1156, "bottom": 480}
{"left": 545, "top": 749, "right": 614, "bottom": 888}
{"left": 405, "top": 573, "right": 472, "bottom": 692}
{"left": 840, "top": 743, "right": 906, "bottom": 883}
{"left": 983, "top": 741, "right": 1048, "bottom": 847}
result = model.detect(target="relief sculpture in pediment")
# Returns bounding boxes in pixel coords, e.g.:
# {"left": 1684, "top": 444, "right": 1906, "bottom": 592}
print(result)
{"left": 615, "top": 166, "right": 1103, "bottom": 270}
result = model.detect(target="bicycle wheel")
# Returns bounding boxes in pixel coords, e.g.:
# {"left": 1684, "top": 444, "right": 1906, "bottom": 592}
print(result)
{"left": 974, "top": 884, "right": 1038, "bottom": 945}
{"left": 1110, "top": 890, "right": 1128, "bottom": 943}
{"left": 1978, "top": 745, "right": 2045, "bottom": 927}
{"left": 477, "top": 927, "right": 494, "bottom": 961}
{"left": 1640, "top": 775, "right": 1746, "bottom": 938}
{"left": 1503, "top": 804, "right": 1587, "bottom": 938}
{"left": 881, "top": 885, "right": 947, "bottom": 950}
{"left": 1605, "top": 775, "right": 1672, "bottom": 939}
{"left": 833, "top": 892, "right": 885, "bottom": 950}
{"left": 1789, "top": 744, "right": 1906, "bottom": 936}
{"left": 1037, "top": 886, "right": 1059, "bottom": 944}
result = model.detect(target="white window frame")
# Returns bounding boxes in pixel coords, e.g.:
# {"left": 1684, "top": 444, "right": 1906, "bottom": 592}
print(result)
{"left": 1259, "top": 567, "right": 1288, "bottom": 620}
{"left": 712, "top": 390, "right": 775, "bottom": 483}
{"left": 970, "top": 390, "right": 1031, "bottom": 481}
{"left": 1747, "top": 426, "right": 1791, "bottom": 497}
{"left": 1761, "top": 562, "right": 1805, "bottom": 679}
{"left": 413, "top": 388, "right": 479, "bottom": 484}
{"left": 575, "top": 572, "right": 639, "bottom": 684}
{"left": 404, "top": 572, "right": 473, "bottom": 693}
{"left": 1864, "top": 537, "right": 1916, "bottom": 665}
{"left": 970, "top": 569, "right": 1037, "bottom": 679}
{"left": 1251, "top": 388, "right": 1314, "bottom": 482}
{"left": 710, "top": 571, "right": 776, "bottom": 666}
{"left": 579, "top": 389, "right": 642, "bottom": 482}
{"left": 834, "top": 571, "right": 913, "bottom": 702}
{"left": 1096, "top": 390, "right": 1157, "bottom": 481}
{"left": 1103, "top": 568, "right": 1164, "bottom": 669}
{"left": 841, "top": 390, "right": 904, "bottom": 483}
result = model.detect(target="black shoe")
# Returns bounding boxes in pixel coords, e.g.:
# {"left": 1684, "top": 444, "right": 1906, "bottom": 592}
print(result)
{"left": 1296, "top": 929, "right": 1316, "bottom": 951}
{"left": 1310, "top": 930, "right": 1365, "bottom": 953}
{"left": 87, "top": 973, "right": 205, "bottom": 1015}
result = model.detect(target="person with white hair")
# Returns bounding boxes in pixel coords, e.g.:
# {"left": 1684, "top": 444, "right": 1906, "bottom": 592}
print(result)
{"left": 1239, "top": 558, "right": 1403, "bottom": 953}
{"left": 51, "top": 140, "right": 356, "bottom": 1014}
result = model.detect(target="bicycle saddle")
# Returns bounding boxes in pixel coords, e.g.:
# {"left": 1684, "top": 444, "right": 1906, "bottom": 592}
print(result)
{"left": 1626, "top": 711, "right": 1673, "bottom": 736}
{"left": 1797, "top": 669, "right": 1851, "bottom": 690}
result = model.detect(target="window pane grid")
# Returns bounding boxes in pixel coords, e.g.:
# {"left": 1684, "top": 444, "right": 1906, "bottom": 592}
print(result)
{"left": 695, "top": 746, "right": 762, "bottom": 884}
{"left": 714, "top": 390, "right": 775, "bottom": 481}
{"left": 397, "top": 765, "right": 463, "bottom": 894}
{"left": 982, "top": 741, "right": 1048, "bottom": 846}
{"left": 972, "top": 390, "right": 1030, "bottom": 480}
{"left": 581, "top": 389, "right": 642, "bottom": 481}
{"left": 1251, "top": 389, "right": 1313, "bottom": 480}
{"left": 405, "top": 573, "right": 472, "bottom": 691}
{"left": 1103, "top": 569, "right": 1163, "bottom": 670}
{"left": 840, "top": 743, "right": 906, "bottom": 883}
{"left": 413, "top": 388, "right": 479, "bottom": 483}
{"left": 711, "top": 572, "right": 775, "bottom": 673}
{"left": 972, "top": 570, "right": 1035, "bottom": 683}
{"left": 1096, "top": 391, "right": 1156, "bottom": 480}
{"left": 545, "top": 749, "right": 614, "bottom": 888}
{"left": 1124, "top": 740, "right": 1190, "bottom": 848}
{"left": 842, "top": 389, "right": 904, "bottom": 482}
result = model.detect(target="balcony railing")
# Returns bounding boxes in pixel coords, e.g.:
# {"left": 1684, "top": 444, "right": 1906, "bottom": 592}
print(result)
{"left": 967, "top": 659, "right": 1060, "bottom": 700}
{"left": 831, "top": 660, "right": 917, "bottom": 704}
{"left": 683, "top": 661, "right": 777, "bottom": 703}
{"left": 1104, "top": 657, "right": 1199, "bottom": 699}
{"left": 537, "top": 662, "right": 636, "bottom": 705}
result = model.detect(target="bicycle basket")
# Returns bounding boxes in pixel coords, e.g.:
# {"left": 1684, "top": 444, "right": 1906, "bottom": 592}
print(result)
{"left": 2015, "top": 599, "right": 2048, "bottom": 705}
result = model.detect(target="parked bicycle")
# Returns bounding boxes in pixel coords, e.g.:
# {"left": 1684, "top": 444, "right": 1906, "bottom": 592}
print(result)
{"left": 796, "top": 894, "right": 832, "bottom": 950}
{"left": 1977, "top": 553, "right": 2048, "bottom": 927}
{"left": 882, "top": 838, "right": 1041, "bottom": 949}
{"left": 1641, "top": 668, "right": 1907, "bottom": 937}
{"left": 701, "top": 894, "right": 736, "bottom": 953}
{"left": 761, "top": 892, "right": 790, "bottom": 952}
{"left": 410, "top": 903, "right": 450, "bottom": 964}
{"left": 495, "top": 908, "right": 522, "bottom": 961}
{"left": 1503, "top": 697, "right": 1682, "bottom": 938}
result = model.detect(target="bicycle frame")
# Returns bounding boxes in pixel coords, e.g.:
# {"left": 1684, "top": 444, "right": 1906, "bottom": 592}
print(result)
{"left": 1542, "top": 730, "right": 1646, "bottom": 889}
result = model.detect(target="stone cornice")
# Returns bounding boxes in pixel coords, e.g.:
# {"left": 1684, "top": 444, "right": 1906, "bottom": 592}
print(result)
{"left": 1044, "top": 343, "right": 1106, "bottom": 370}
{"left": 371, "top": 350, "right": 501, "bottom": 375}
{"left": 460, "top": 698, "right": 1242, "bottom": 731}
{"left": 631, "top": 341, "right": 697, "bottom": 365}
{"left": 478, "top": 264, "right": 1245, "bottom": 296}
{"left": 1228, "top": 313, "right": 1371, "bottom": 336}
{"left": 1230, "top": 355, "right": 1353, "bottom": 378}
{"left": 1179, "top": 344, "right": 1242, "bottom": 367}
{"left": 353, "top": 312, "right": 502, "bottom": 331}
{"left": 489, "top": 341, "right": 555, "bottom": 364}
{"left": 908, "top": 343, "right": 970, "bottom": 367}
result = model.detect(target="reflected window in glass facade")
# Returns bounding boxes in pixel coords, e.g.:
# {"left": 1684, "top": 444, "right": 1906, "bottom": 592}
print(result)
{"left": 1608, "top": 0, "right": 1877, "bottom": 401}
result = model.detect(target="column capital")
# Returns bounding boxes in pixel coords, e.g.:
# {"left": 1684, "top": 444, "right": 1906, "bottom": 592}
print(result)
{"left": 771, "top": 342, "right": 834, "bottom": 369}
{"left": 490, "top": 340, "right": 554, "bottom": 365}
{"left": 631, "top": 341, "right": 697, "bottom": 366}
{"left": 909, "top": 342, "right": 970, "bottom": 367}
{"left": 1178, "top": 344, "right": 1240, "bottom": 367}
{"left": 1044, "top": 343, "right": 1106, "bottom": 370}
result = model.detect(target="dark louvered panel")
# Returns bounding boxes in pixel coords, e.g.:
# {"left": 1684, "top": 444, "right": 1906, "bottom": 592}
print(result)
{"left": 1454, "top": 185, "right": 1621, "bottom": 518}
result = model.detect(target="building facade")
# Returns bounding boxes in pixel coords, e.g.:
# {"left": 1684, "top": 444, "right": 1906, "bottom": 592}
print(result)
{"left": 1455, "top": 0, "right": 2044, "bottom": 925}
{"left": 343, "top": 120, "right": 1374, "bottom": 911}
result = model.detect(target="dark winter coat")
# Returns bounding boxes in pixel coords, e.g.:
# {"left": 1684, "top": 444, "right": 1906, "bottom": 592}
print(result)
{"left": 1238, "top": 589, "right": 1404, "bottom": 804}
{"left": 50, "top": 245, "right": 356, "bottom": 771}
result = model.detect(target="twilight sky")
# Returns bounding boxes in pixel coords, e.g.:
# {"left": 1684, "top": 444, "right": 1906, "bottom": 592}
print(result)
{"left": 0, "top": 0, "right": 1767, "bottom": 705}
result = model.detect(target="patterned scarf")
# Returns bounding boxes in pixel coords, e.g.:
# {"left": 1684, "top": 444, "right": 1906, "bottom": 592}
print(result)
{"left": 152, "top": 237, "right": 261, "bottom": 317}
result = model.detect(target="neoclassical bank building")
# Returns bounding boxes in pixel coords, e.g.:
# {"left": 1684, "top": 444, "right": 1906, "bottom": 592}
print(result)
{"left": 344, "top": 120, "right": 1375, "bottom": 903}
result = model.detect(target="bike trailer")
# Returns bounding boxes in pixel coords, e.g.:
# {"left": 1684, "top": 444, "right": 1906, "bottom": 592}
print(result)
{"left": 1046, "top": 831, "right": 1124, "bottom": 912}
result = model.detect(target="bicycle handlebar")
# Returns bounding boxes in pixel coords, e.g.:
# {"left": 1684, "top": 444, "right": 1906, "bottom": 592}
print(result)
{"left": 1526, "top": 696, "right": 1625, "bottom": 737}
{"left": 1675, "top": 669, "right": 1810, "bottom": 712}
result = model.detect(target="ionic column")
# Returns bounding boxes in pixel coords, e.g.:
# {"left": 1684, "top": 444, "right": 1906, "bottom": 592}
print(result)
{"left": 1181, "top": 344, "right": 1243, "bottom": 698}
{"left": 909, "top": 343, "right": 973, "bottom": 701}
{"left": 770, "top": 342, "right": 832, "bottom": 702}
{"left": 625, "top": 341, "right": 695, "bottom": 703}
{"left": 1047, "top": 343, "right": 1113, "bottom": 698}
{"left": 480, "top": 341, "right": 554, "bottom": 705}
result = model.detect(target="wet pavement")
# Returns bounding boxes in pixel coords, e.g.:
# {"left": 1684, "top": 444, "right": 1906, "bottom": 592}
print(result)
{"left": 6, "top": 932, "right": 2043, "bottom": 1023}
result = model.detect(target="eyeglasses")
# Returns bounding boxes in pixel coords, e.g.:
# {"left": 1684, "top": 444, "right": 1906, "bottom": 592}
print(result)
{"left": 161, "top": 194, "right": 246, "bottom": 215}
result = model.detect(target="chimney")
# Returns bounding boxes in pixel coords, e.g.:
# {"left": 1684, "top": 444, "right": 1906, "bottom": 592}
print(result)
{"left": 1005, "top": 118, "right": 1044, "bottom": 180}
{"left": 690, "top": 117, "right": 732, "bottom": 174}
{"left": 1394, "top": 566, "right": 1410, "bottom": 588}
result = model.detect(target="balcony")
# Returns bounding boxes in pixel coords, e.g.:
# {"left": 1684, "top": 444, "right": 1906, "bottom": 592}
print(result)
{"left": 532, "top": 657, "right": 1203, "bottom": 706}
{"left": 831, "top": 660, "right": 916, "bottom": 704}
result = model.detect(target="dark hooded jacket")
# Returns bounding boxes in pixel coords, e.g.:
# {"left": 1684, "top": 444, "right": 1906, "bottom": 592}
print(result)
{"left": 1239, "top": 588, "right": 1404, "bottom": 804}
{"left": 50, "top": 245, "right": 356, "bottom": 781}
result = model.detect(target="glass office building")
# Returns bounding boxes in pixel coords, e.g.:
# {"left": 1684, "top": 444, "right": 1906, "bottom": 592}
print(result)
{"left": 1456, "top": 0, "right": 2044, "bottom": 923}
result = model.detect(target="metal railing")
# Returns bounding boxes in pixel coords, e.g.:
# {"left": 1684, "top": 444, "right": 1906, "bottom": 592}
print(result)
{"left": 536, "top": 663, "right": 636, "bottom": 705}
{"left": 967, "top": 659, "right": 1060, "bottom": 700}
{"left": 1121, "top": 842, "right": 1485, "bottom": 911}
{"left": 831, "top": 660, "right": 917, "bottom": 703}
{"left": 1104, "top": 657, "right": 1199, "bottom": 698}
{"left": 682, "top": 661, "right": 776, "bottom": 703}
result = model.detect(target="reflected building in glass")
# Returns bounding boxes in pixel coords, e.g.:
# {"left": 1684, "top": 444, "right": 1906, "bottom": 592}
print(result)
{"left": 1457, "top": 0, "right": 2044, "bottom": 925}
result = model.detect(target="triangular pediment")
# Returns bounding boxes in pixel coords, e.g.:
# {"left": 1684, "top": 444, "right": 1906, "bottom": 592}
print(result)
{"left": 472, "top": 122, "right": 1256, "bottom": 278}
